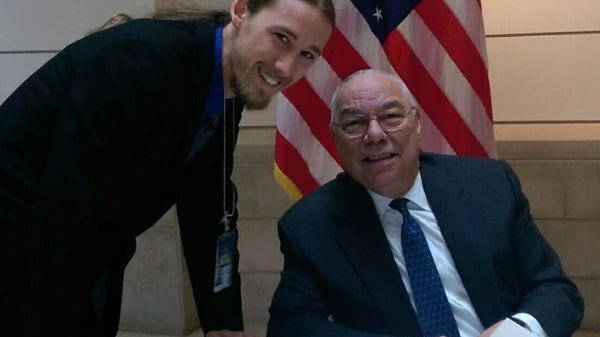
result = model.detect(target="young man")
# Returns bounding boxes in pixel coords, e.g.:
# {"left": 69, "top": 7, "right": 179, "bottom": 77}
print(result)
{"left": 0, "top": 0, "right": 334, "bottom": 336}
{"left": 267, "top": 69, "right": 583, "bottom": 337}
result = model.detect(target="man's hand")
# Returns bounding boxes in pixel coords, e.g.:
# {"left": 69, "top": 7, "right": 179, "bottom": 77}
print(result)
{"left": 206, "top": 330, "right": 256, "bottom": 337}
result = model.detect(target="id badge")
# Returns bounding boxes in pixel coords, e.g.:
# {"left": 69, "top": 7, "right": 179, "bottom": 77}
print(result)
{"left": 213, "top": 230, "right": 236, "bottom": 293}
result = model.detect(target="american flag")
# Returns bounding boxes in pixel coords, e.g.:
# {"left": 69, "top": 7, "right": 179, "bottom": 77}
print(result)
{"left": 274, "top": 0, "right": 497, "bottom": 200}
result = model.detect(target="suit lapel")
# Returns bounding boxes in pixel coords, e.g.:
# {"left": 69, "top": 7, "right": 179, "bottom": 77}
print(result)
{"left": 183, "top": 21, "right": 218, "bottom": 165}
{"left": 420, "top": 158, "right": 501, "bottom": 327}
{"left": 334, "top": 177, "right": 421, "bottom": 335}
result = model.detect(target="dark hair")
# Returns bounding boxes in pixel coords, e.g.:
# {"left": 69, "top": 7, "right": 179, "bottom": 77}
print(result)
{"left": 246, "top": 0, "right": 335, "bottom": 28}
{"left": 152, "top": 7, "right": 231, "bottom": 25}
{"left": 153, "top": 0, "right": 335, "bottom": 28}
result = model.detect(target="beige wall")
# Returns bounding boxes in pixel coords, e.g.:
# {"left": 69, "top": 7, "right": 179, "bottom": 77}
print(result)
{"left": 482, "top": 0, "right": 600, "bottom": 141}
{"left": 0, "top": 0, "right": 155, "bottom": 103}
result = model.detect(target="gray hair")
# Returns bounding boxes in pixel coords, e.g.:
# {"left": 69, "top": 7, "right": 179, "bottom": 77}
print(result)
{"left": 330, "top": 69, "right": 417, "bottom": 123}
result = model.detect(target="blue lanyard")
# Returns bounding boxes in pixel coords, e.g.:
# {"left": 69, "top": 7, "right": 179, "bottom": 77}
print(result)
{"left": 186, "top": 25, "right": 225, "bottom": 162}
{"left": 201, "top": 25, "right": 224, "bottom": 121}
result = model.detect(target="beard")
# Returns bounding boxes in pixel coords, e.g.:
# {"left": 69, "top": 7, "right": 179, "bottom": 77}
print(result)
{"left": 228, "top": 43, "right": 274, "bottom": 111}
{"left": 230, "top": 74, "right": 272, "bottom": 111}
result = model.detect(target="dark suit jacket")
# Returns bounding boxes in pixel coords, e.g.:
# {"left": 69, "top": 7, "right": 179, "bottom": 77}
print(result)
{"left": 267, "top": 152, "right": 583, "bottom": 337}
{"left": 0, "top": 18, "right": 244, "bottom": 336}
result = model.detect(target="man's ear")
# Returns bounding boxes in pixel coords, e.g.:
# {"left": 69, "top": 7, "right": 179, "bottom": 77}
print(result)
{"left": 230, "top": 0, "right": 249, "bottom": 28}
{"left": 413, "top": 107, "right": 421, "bottom": 136}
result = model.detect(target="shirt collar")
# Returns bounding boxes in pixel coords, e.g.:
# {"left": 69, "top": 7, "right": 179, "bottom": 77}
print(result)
{"left": 367, "top": 172, "right": 431, "bottom": 221}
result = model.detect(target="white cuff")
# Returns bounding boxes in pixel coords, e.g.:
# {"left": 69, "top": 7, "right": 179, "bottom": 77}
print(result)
{"left": 512, "top": 313, "right": 549, "bottom": 337}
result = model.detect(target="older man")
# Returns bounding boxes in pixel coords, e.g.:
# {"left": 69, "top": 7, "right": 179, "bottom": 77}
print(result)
{"left": 267, "top": 69, "right": 583, "bottom": 337}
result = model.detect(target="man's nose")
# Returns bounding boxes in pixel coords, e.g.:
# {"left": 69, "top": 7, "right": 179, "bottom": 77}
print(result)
{"left": 274, "top": 54, "right": 297, "bottom": 78}
{"left": 364, "top": 119, "right": 386, "bottom": 142}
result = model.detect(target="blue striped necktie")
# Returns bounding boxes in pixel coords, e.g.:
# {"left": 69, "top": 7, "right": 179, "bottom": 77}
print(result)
{"left": 389, "top": 198, "right": 460, "bottom": 337}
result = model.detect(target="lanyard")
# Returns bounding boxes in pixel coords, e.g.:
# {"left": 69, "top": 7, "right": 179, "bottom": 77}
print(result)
{"left": 210, "top": 26, "right": 235, "bottom": 231}
{"left": 201, "top": 25, "right": 224, "bottom": 122}
{"left": 186, "top": 25, "right": 234, "bottom": 231}
{"left": 186, "top": 25, "right": 224, "bottom": 162}
{"left": 208, "top": 26, "right": 235, "bottom": 231}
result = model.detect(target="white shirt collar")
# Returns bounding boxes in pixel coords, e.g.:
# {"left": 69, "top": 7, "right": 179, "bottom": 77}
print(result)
{"left": 367, "top": 172, "right": 431, "bottom": 221}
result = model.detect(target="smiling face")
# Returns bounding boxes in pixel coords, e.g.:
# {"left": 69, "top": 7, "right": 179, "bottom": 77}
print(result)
{"left": 331, "top": 71, "right": 422, "bottom": 198}
{"left": 225, "top": 0, "right": 333, "bottom": 110}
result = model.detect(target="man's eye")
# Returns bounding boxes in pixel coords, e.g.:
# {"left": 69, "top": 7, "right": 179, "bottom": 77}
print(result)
{"left": 275, "top": 33, "right": 289, "bottom": 44}
{"left": 301, "top": 51, "right": 315, "bottom": 60}
{"left": 380, "top": 113, "right": 403, "bottom": 121}
{"left": 342, "top": 119, "right": 367, "bottom": 128}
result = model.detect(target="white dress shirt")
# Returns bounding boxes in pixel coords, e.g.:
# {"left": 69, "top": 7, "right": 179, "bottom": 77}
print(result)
{"left": 367, "top": 172, "right": 547, "bottom": 337}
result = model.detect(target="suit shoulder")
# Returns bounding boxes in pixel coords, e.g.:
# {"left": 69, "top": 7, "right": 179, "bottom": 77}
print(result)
{"left": 73, "top": 19, "right": 214, "bottom": 62}
{"left": 279, "top": 174, "right": 355, "bottom": 229}
{"left": 285, "top": 175, "right": 346, "bottom": 213}
{"left": 421, "top": 152, "right": 510, "bottom": 173}
{"left": 420, "top": 152, "right": 520, "bottom": 192}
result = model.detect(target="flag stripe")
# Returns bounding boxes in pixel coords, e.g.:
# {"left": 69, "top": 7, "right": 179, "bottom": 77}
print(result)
{"left": 443, "top": 0, "right": 487, "bottom": 61}
{"left": 322, "top": 28, "right": 370, "bottom": 80}
{"left": 415, "top": 0, "right": 492, "bottom": 119}
{"left": 302, "top": 57, "right": 341, "bottom": 109}
{"left": 397, "top": 10, "right": 495, "bottom": 156}
{"left": 383, "top": 30, "right": 488, "bottom": 157}
{"left": 276, "top": 0, "right": 496, "bottom": 200}
{"left": 276, "top": 96, "right": 343, "bottom": 185}
{"left": 416, "top": 110, "right": 456, "bottom": 155}
{"left": 282, "top": 79, "right": 340, "bottom": 164}
{"left": 274, "top": 131, "right": 320, "bottom": 196}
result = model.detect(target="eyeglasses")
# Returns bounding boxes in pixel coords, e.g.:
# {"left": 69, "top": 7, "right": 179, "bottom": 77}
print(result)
{"left": 332, "top": 106, "right": 416, "bottom": 139}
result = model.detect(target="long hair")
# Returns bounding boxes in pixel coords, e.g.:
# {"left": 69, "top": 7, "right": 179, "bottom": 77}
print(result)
{"left": 152, "top": 6, "right": 230, "bottom": 25}
{"left": 153, "top": 0, "right": 335, "bottom": 28}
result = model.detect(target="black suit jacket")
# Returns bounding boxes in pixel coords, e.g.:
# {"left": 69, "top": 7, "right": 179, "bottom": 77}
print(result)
{"left": 267, "top": 152, "right": 583, "bottom": 337}
{"left": 0, "top": 18, "right": 244, "bottom": 336}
